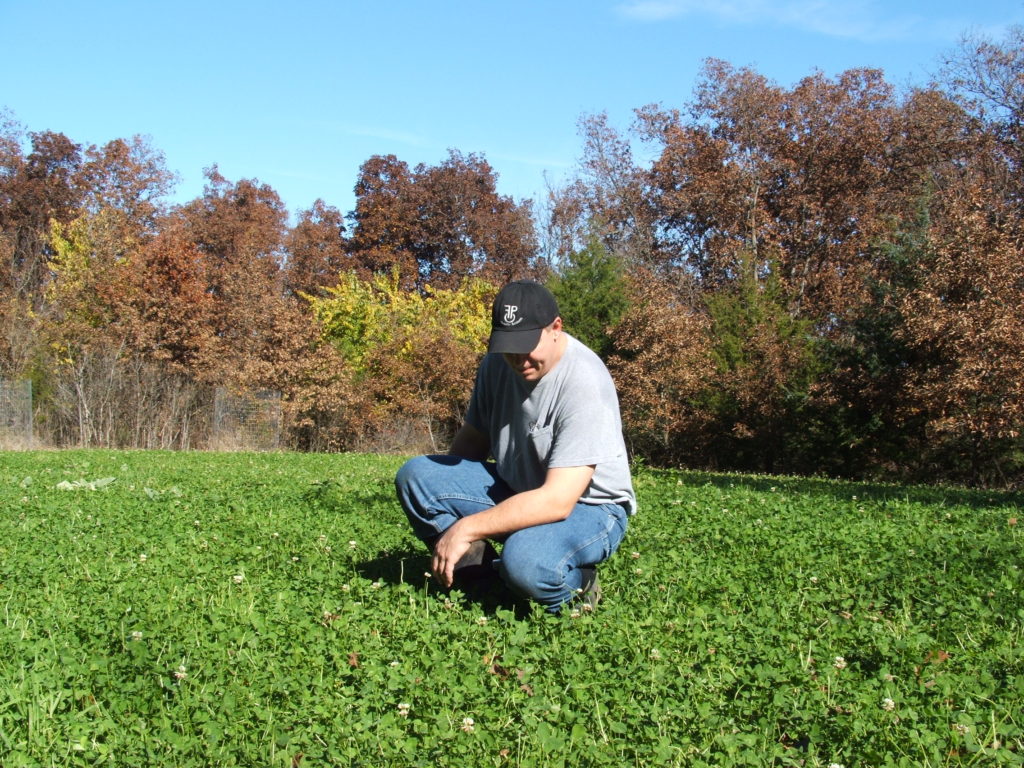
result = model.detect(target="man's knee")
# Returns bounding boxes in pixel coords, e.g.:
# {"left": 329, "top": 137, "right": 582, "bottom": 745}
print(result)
{"left": 498, "top": 541, "right": 564, "bottom": 605}
{"left": 394, "top": 455, "right": 428, "bottom": 494}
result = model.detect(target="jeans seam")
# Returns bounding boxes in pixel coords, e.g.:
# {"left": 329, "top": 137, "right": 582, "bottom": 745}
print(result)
{"left": 555, "top": 508, "right": 621, "bottom": 574}
{"left": 430, "top": 492, "right": 498, "bottom": 507}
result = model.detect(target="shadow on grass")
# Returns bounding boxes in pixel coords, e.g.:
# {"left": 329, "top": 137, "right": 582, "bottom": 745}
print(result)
{"left": 355, "top": 547, "right": 533, "bottom": 617}
{"left": 652, "top": 467, "right": 1023, "bottom": 510}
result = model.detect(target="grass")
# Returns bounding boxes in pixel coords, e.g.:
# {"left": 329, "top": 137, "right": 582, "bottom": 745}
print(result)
{"left": 1, "top": 449, "right": 1021, "bottom": 767}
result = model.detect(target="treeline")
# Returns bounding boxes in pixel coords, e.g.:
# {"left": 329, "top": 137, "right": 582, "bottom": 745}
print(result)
{"left": 2, "top": 29, "right": 1022, "bottom": 487}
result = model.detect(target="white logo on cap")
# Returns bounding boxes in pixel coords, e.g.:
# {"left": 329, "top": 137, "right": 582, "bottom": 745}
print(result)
{"left": 502, "top": 304, "right": 523, "bottom": 326}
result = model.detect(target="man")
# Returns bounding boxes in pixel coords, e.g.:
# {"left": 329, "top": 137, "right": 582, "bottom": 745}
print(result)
{"left": 395, "top": 280, "right": 635, "bottom": 612}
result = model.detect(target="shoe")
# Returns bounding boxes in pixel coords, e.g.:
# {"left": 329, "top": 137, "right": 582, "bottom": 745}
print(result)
{"left": 451, "top": 540, "right": 500, "bottom": 587}
{"left": 577, "top": 567, "right": 601, "bottom": 611}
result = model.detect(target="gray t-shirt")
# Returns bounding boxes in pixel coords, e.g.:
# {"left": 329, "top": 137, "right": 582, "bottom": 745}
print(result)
{"left": 465, "top": 335, "right": 636, "bottom": 514}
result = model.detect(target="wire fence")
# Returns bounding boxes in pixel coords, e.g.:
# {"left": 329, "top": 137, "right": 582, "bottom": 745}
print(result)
{"left": 1, "top": 379, "right": 286, "bottom": 452}
{"left": 0, "top": 379, "right": 33, "bottom": 448}
{"left": 211, "top": 388, "right": 282, "bottom": 452}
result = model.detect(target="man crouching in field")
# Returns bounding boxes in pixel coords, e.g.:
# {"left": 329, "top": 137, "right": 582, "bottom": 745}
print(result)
{"left": 395, "top": 280, "right": 635, "bottom": 613}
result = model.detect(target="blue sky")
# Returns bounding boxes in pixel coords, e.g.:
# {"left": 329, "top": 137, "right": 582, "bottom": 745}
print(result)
{"left": 2, "top": 0, "right": 1022, "bottom": 219}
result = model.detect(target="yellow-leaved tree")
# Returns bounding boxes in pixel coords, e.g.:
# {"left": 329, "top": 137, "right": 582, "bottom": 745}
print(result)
{"left": 306, "top": 270, "right": 494, "bottom": 451}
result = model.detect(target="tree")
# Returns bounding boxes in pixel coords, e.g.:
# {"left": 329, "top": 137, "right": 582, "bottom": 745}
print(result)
{"left": 607, "top": 271, "right": 713, "bottom": 464}
{"left": 115, "top": 220, "right": 217, "bottom": 374}
{"left": 78, "top": 136, "right": 175, "bottom": 230}
{"left": 699, "top": 249, "right": 821, "bottom": 473}
{"left": 540, "top": 112, "right": 657, "bottom": 272}
{"left": 307, "top": 271, "right": 494, "bottom": 448}
{"left": 347, "top": 150, "right": 537, "bottom": 290}
{"left": 0, "top": 129, "right": 82, "bottom": 302}
{"left": 546, "top": 233, "right": 628, "bottom": 359}
{"left": 177, "top": 167, "right": 289, "bottom": 385}
{"left": 941, "top": 24, "right": 1024, "bottom": 197}
{"left": 284, "top": 199, "right": 349, "bottom": 297}
{"left": 897, "top": 184, "right": 1024, "bottom": 485}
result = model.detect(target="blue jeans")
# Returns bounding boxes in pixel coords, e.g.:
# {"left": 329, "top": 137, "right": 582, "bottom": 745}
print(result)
{"left": 395, "top": 455, "right": 628, "bottom": 611}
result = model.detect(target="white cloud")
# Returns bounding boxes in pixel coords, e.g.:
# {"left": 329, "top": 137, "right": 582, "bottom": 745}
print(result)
{"left": 616, "top": 0, "right": 692, "bottom": 21}
{"left": 337, "top": 124, "right": 430, "bottom": 148}
{"left": 614, "top": 0, "right": 964, "bottom": 43}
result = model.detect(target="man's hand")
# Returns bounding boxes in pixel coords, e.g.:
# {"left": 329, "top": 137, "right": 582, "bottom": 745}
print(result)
{"left": 431, "top": 520, "right": 475, "bottom": 588}
{"left": 429, "top": 464, "right": 597, "bottom": 587}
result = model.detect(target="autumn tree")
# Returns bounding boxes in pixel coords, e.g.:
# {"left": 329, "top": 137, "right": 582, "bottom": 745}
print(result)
{"left": 177, "top": 167, "right": 291, "bottom": 385}
{"left": 941, "top": 25, "right": 1024, "bottom": 215}
{"left": 347, "top": 150, "right": 537, "bottom": 290}
{"left": 895, "top": 182, "right": 1024, "bottom": 485}
{"left": 307, "top": 271, "right": 493, "bottom": 448}
{"left": 539, "top": 112, "right": 681, "bottom": 268}
{"left": 606, "top": 270, "right": 713, "bottom": 464}
{"left": 41, "top": 136, "right": 177, "bottom": 350}
{"left": 115, "top": 220, "right": 217, "bottom": 373}
{"left": 284, "top": 199, "right": 348, "bottom": 297}
{"left": 0, "top": 127, "right": 82, "bottom": 303}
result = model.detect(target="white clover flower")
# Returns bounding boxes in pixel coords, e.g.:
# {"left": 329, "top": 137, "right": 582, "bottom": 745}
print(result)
{"left": 341, "top": 584, "right": 350, "bottom": 592}
{"left": 828, "top": 763, "right": 845, "bottom": 768}
{"left": 292, "top": 556, "right": 299, "bottom": 562}
{"left": 271, "top": 532, "right": 280, "bottom": 538}
{"left": 952, "top": 723, "right": 970, "bottom": 735}
{"left": 371, "top": 581, "right": 382, "bottom": 589}
{"left": 461, "top": 717, "right": 475, "bottom": 733}
{"left": 476, "top": 616, "right": 488, "bottom": 626}
{"left": 424, "top": 571, "right": 433, "bottom": 579}
{"left": 390, "top": 660, "right": 401, "bottom": 667}
{"left": 130, "top": 631, "right": 143, "bottom": 641}
{"left": 569, "top": 608, "right": 581, "bottom": 619}
{"left": 233, "top": 574, "right": 244, "bottom": 584}
{"left": 631, "top": 551, "right": 641, "bottom": 559}
{"left": 397, "top": 702, "right": 411, "bottom": 717}
{"left": 810, "top": 576, "right": 819, "bottom": 584}
{"left": 834, "top": 656, "right": 847, "bottom": 670}
{"left": 138, "top": 553, "right": 147, "bottom": 562}
{"left": 348, "top": 540, "right": 357, "bottom": 549}
{"left": 649, "top": 648, "right": 662, "bottom": 660}
{"left": 882, "top": 697, "right": 895, "bottom": 711}
{"left": 174, "top": 664, "right": 188, "bottom": 680}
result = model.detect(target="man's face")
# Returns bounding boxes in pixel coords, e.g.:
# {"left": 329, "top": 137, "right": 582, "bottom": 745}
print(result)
{"left": 502, "top": 320, "right": 563, "bottom": 382}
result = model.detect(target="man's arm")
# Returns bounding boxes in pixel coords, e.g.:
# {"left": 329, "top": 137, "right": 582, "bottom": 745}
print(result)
{"left": 431, "top": 463, "right": 595, "bottom": 587}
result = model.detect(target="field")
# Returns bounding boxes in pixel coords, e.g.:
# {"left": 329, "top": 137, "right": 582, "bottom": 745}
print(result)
{"left": 1, "top": 450, "right": 1022, "bottom": 767}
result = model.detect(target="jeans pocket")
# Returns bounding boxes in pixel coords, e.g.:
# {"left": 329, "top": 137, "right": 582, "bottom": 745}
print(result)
{"left": 605, "top": 506, "right": 628, "bottom": 557}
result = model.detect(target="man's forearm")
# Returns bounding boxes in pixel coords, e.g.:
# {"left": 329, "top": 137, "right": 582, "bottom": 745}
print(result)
{"left": 458, "top": 486, "right": 573, "bottom": 540}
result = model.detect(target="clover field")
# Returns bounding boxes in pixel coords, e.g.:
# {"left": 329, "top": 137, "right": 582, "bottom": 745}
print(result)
{"left": 1, "top": 450, "right": 1022, "bottom": 767}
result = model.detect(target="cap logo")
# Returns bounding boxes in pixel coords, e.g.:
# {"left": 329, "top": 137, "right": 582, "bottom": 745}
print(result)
{"left": 502, "top": 304, "right": 523, "bottom": 326}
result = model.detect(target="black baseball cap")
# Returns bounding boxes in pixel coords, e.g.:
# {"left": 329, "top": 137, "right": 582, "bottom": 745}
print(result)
{"left": 488, "top": 280, "right": 560, "bottom": 355}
